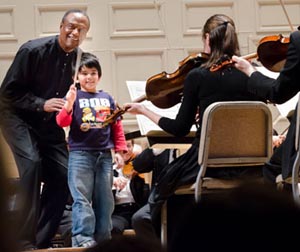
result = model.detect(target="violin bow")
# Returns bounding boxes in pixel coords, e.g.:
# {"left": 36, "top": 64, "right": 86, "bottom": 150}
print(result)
{"left": 73, "top": 27, "right": 87, "bottom": 83}
{"left": 74, "top": 47, "right": 83, "bottom": 85}
{"left": 279, "top": 0, "right": 294, "bottom": 31}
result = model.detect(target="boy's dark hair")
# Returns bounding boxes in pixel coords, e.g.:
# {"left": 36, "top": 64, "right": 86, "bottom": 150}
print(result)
{"left": 73, "top": 52, "right": 102, "bottom": 77}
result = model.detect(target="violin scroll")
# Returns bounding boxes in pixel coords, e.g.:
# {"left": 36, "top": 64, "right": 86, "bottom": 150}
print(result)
{"left": 210, "top": 53, "right": 257, "bottom": 72}
{"left": 102, "top": 106, "right": 126, "bottom": 127}
{"left": 210, "top": 55, "right": 233, "bottom": 72}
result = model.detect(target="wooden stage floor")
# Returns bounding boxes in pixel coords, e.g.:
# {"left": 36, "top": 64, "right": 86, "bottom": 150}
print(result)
{"left": 23, "top": 248, "right": 88, "bottom": 252}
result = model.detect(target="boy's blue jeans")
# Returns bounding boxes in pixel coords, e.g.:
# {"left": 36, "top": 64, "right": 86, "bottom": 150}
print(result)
{"left": 68, "top": 150, "right": 114, "bottom": 246}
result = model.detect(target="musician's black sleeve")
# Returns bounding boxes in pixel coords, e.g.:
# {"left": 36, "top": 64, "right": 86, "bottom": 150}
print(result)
{"left": 158, "top": 68, "right": 199, "bottom": 137}
{"left": 132, "top": 148, "right": 155, "bottom": 173}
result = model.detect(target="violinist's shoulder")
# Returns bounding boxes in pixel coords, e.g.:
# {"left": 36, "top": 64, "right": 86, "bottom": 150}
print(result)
{"left": 185, "top": 66, "right": 206, "bottom": 83}
{"left": 188, "top": 65, "right": 204, "bottom": 75}
{"left": 291, "top": 29, "right": 300, "bottom": 40}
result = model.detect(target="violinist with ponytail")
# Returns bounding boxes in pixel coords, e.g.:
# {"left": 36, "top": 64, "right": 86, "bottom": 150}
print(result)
{"left": 233, "top": 28, "right": 300, "bottom": 185}
{"left": 123, "top": 14, "right": 266, "bottom": 236}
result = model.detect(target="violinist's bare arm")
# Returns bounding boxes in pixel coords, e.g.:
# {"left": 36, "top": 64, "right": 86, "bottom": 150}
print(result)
{"left": 123, "top": 102, "right": 162, "bottom": 125}
{"left": 232, "top": 55, "right": 257, "bottom": 77}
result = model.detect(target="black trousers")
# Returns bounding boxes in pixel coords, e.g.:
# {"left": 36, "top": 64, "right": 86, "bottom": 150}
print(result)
{"left": 112, "top": 202, "right": 139, "bottom": 234}
{"left": 1, "top": 113, "right": 69, "bottom": 249}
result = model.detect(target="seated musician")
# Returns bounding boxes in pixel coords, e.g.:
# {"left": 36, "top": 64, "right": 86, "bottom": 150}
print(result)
{"left": 131, "top": 147, "right": 177, "bottom": 241}
{"left": 112, "top": 138, "right": 149, "bottom": 234}
{"left": 123, "top": 14, "right": 267, "bottom": 237}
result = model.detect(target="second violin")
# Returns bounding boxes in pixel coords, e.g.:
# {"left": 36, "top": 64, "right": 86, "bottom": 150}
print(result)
{"left": 257, "top": 34, "right": 289, "bottom": 72}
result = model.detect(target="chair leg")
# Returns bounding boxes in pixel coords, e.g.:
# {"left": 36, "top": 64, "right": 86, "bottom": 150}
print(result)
{"left": 195, "top": 169, "right": 203, "bottom": 203}
{"left": 161, "top": 201, "right": 167, "bottom": 248}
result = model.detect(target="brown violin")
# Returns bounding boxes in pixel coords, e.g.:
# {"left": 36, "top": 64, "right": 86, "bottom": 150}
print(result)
{"left": 145, "top": 52, "right": 209, "bottom": 108}
{"left": 102, "top": 52, "right": 209, "bottom": 125}
{"left": 102, "top": 106, "right": 127, "bottom": 127}
{"left": 210, "top": 34, "right": 289, "bottom": 72}
{"left": 257, "top": 34, "right": 289, "bottom": 72}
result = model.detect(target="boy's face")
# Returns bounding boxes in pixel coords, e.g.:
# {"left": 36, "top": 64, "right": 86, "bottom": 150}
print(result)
{"left": 78, "top": 66, "right": 100, "bottom": 92}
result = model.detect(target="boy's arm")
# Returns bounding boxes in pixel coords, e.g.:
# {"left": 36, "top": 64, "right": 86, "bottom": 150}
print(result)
{"left": 56, "top": 84, "right": 76, "bottom": 127}
{"left": 111, "top": 119, "right": 127, "bottom": 153}
{"left": 56, "top": 107, "right": 73, "bottom": 127}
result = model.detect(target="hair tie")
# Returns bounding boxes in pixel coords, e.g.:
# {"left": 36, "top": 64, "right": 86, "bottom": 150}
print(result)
{"left": 223, "top": 21, "right": 229, "bottom": 27}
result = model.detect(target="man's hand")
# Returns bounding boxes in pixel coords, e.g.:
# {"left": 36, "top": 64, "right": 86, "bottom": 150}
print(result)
{"left": 43, "top": 98, "right": 66, "bottom": 112}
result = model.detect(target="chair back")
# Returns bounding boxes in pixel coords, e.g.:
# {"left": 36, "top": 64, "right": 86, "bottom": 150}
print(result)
{"left": 195, "top": 101, "right": 273, "bottom": 202}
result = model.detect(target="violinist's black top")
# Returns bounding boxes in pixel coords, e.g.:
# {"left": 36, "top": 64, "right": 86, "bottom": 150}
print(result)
{"left": 148, "top": 63, "right": 267, "bottom": 223}
{"left": 158, "top": 66, "right": 265, "bottom": 140}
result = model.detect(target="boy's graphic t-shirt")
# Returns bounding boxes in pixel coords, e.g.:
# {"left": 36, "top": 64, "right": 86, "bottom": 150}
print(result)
{"left": 68, "top": 90, "right": 117, "bottom": 151}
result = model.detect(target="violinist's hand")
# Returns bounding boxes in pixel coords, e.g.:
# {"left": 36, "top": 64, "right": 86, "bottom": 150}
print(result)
{"left": 272, "top": 134, "right": 286, "bottom": 148}
{"left": 113, "top": 176, "right": 129, "bottom": 191}
{"left": 123, "top": 102, "right": 161, "bottom": 125}
{"left": 232, "top": 55, "right": 256, "bottom": 77}
{"left": 123, "top": 103, "right": 146, "bottom": 115}
{"left": 114, "top": 152, "right": 125, "bottom": 169}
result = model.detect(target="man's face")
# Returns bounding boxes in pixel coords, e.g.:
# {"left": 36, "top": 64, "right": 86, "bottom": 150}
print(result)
{"left": 58, "top": 12, "right": 90, "bottom": 52}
